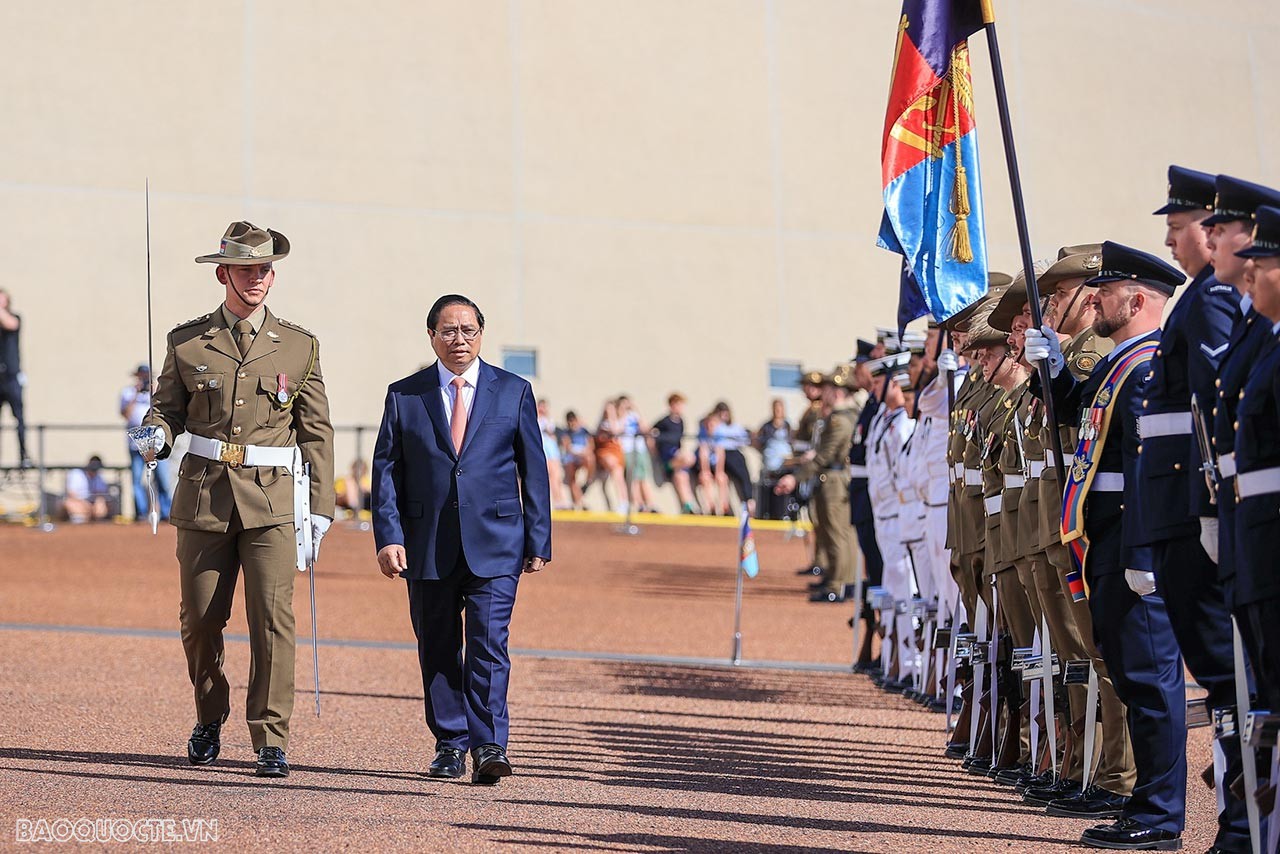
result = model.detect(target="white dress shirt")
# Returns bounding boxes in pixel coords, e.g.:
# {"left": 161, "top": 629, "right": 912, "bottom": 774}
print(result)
{"left": 437, "top": 359, "right": 481, "bottom": 427}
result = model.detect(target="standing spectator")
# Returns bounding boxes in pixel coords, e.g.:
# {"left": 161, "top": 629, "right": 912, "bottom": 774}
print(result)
{"left": 653, "top": 393, "right": 698, "bottom": 514}
{"left": 712, "top": 402, "right": 754, "bottom": 516}
{"left": 617, "top": 395, "right": 657, "bottom": 513}
{"left": 63, "top": 455, "right": 111, "bottom": 523}
{"left": 755, "top": 398, "right": 792, "bottom": 475}
{"left": 121, "top": 364, "right": 172, "bottom": 521}
{"left": 537, "top": 399, "right": 570, "bottom": 510}
{"left": 594, "top": 400, "right": 629, "bottom": 513}
{"left": 0, "top": 289, "right": 29, "bottom": 466}
{"left": 558, "top": 410, "right": 594, "bottom": 510}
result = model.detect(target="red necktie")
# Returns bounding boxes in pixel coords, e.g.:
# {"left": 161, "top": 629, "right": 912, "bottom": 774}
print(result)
{"left": 450, "top": 376, "right": 467, "bottom": 453}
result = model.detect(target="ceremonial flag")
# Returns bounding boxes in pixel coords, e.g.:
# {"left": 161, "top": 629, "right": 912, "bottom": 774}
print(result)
{"left": 738, "top": 509, "right": 759, "bottom": 579}
{"left": 878, "top": 0, "right": 990, "bottom": 330}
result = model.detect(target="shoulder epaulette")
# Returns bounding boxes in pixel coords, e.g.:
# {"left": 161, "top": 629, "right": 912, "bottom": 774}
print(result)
{"left": 171, "top": 313, "right": 211, "bottom": 333}
{"left": 276, "top": 318, "right": 317, "bottom": 337}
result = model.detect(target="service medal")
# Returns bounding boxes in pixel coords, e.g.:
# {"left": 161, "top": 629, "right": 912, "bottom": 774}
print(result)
{"left": 276, "top": 373, "right": 289, "bottom": 404}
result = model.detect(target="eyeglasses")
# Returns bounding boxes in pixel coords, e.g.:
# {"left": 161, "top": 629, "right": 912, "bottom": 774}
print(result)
{"left": 433, "top": 327, "right": 482, "bottom": 343}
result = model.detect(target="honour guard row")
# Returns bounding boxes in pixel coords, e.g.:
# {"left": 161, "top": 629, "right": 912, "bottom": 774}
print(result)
{"left": 795, "top": 166, "right": 1280, "bottom": 852}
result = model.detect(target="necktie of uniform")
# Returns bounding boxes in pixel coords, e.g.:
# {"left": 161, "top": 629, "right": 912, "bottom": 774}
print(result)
{"left": 450, "top": 376, "right": 467, "bottom": 453}
{"left": 234, "top": 319, "right": 254, "bottom": 359}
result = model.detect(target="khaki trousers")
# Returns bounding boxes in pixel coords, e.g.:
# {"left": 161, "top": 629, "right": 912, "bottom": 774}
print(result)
{"left": 813, "top": 476, "right": 856, "bottom": 592}
{"left": 177, "top": 518, "right": 297, "bottom": 751}
{"left": 1046, "top": 542, "right": 1136, "bottom": 795}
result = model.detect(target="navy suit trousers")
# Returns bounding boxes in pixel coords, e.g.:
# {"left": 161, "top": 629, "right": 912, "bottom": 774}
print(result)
{"left": 1152, "top": 535, "right": 1249, "bottom": 848}
{"left": 408, "top": 558, "right": 520, "bottom": 751}
{"left": 1088, "top": 572, "right": 1187, "bottom": 833}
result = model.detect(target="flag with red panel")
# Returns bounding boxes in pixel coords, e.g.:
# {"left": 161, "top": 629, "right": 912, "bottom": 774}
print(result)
{"left": 877, "top": 0, "right": 989, "bottom": 330}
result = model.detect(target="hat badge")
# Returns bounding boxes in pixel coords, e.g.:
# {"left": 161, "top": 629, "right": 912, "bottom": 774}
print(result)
{"left": 1085, "top": 255, "right": 1101, "bottom": 269}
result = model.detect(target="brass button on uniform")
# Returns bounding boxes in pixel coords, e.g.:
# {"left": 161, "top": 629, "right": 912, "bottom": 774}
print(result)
{"left": 236, "top": 398, "right": 245, "bottom": 406}
{"left": 232, "top": 425, "right": 242, "bottom": 435}
{"left": 1174, "top": 463, "right": 1182, "bottom": 471}
{"left": 239, "top": 371, "right": 247, "bottom": 379}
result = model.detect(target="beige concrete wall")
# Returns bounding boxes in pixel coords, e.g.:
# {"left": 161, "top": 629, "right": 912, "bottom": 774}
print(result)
{"left": 0, "top": 0, "right": 1276, "bottom": 473}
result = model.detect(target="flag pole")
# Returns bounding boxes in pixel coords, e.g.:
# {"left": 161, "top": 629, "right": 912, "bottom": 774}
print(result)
{"left": 731, "top": 562, "right": 744, "bottom": 665}
{"left": 979, "top": 0, "right": 1069, "bottom": 488}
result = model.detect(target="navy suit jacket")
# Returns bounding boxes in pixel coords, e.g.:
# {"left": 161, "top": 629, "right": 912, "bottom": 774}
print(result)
{"left": 1135, "top": 267, "right": 1235, "bottom": 541}
{"left": 371, "top": 359, "right": 552, "bottom": 580}
{"left": 1048, "top": 332, "right": 1158, "bottom": 576}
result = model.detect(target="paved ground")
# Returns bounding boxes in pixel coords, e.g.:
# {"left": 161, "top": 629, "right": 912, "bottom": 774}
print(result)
{"left": 0, "top": 519, "right": 1217, "bottom": 851}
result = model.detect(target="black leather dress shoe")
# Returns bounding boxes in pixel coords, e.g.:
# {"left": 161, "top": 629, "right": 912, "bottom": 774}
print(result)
{"left": 187, "top": 721, "right": 222, "bottom": 766}
{"left": 944, "top": 742, "right": 969, "bottom": 760}
{"left": 471, "top": 744, "right": 513, "bottom": 785}
{"left": 1024, "top": 777, "right": 1081, "bottom": 806}
{"left": 254, "top": 746, "right": 289, "bottom": 778}
{"left": 427, "top": 747, "right": 466, "bottom": 779}
{"left": 1014, "top": 769, "right": 1054, "bottom": 794}
{"left": 965, "top": 756, "right": 993, "bottom": 776}
{"left": 1045, "top": 784, "right": 1129, "bottom": 819}
{"left": 993, "top": 763, "right": 1032, "bottom": 786}
{"left": 1080, "top": 818, "right": 1181, "bottom": 850}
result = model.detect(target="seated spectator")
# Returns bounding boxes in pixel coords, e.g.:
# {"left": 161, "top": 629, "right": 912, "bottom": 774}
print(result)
{"left": 617, "top": 395, "right": 657, "bottom": 513}
{"left": 63, "top": 455, "right": 111, "bottom": 523}
{"left": 558, "top": 410, "right": 594, "bottom": 510}
{"left": 335, "top": 458, "right": 372, "bottom": 519}
{"left": 653, "top": 393, "right": 698, "bottom": 514}
{"left": 594, "top": 401, "right": 629, "bottom": 513}
{"left": 537, "top": 398, "right": 570, "bottom": 510}
{"left": 755, "top": 398, "right": 793, "bottom": 476}
{"left": 712, "top": 402, "right": 754, "bottom": 516}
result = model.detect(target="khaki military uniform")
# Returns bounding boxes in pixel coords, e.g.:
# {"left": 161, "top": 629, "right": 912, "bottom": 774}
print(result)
{"left": 147, "top": 304, "right": 335, "bottom": 751}
{"left": 797, "top": 400, "right": 823, "bottom": 446}
{"left": 794, "top": 403, "right": 856, "bottom": 595}
{"left": 1031, "top": 328, "right": 1134, "bottom": 795}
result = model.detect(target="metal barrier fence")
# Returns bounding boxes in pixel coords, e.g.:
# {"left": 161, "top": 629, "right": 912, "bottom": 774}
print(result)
{"left": 5, "top": 423, "right": 380, "bottom": 529}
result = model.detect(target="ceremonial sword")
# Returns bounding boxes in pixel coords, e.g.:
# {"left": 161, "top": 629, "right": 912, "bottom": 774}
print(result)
{"left": 125, "top": 181, "right": 162, "bottom": 534}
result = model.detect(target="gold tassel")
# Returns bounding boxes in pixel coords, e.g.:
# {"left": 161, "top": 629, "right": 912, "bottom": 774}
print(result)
{"left": 950, "top": 163, "right": 973, "bottom": 263}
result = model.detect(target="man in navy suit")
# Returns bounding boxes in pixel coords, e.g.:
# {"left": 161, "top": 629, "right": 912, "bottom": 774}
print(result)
{"left": 372, "top": 294, "right": 552, "bottom": 785}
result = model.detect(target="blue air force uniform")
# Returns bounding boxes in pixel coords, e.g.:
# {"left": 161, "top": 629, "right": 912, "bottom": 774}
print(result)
{"left": 1046, "top": 243, "right": 1188, "bottom": 841}
{"left": 1232, "top": 204, "right": 1280, "bottom": 714}
{"left": 1135, "top": 165, "right": 1248, "bottom": 850}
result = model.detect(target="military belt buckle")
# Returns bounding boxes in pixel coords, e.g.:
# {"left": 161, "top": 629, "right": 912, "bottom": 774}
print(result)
{"left": 933, "top": 627, "right": 953, "bottom": 650}
{"left": 1011, "top": 647, "right": 1036, "bottom": 672}
{"left": 953, "top": 633, "right": 977, "bottom": 662}
{"left": 220, "top": 442, "right": 247, "bottom": 468}
{"left": 1185, "top": 698, "right": 1212, "bottom": 729}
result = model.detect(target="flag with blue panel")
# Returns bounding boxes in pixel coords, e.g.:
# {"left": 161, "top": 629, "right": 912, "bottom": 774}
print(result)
{"left": 739, "top": 509, "right": 759, "bottom": 579}
{"left": 877, "top": 0, "right": 990, "bottom": 330}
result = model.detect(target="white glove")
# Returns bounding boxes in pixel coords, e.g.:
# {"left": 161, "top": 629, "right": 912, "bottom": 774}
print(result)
{"left": 1023, "top": 325, "right": 1065, "bottom": 378}
{"left": 310, "top": 515, "right": 333, "bottom": 564}
{"left": 1124, "top": 569, "right": 1157, "bottom": 597}
{"left": 938, "top": 349, "right": 959, "bottom": 373}
{"left": 1199, "top": 516, "right": 1219, "bottom": 564}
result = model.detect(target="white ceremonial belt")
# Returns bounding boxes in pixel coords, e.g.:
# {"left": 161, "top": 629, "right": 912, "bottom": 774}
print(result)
{"left": 187, "top": 434, "right": 296, "bottom": 468}
{"left": 849, "top": 465, "right": 869, "bottom": 478}
{"left": 1091, "top": 472, "right": 1125, "bottom": 492}
{"left": 963, "top": 469, "right": 983, "bottom": 486}
{"left": 1218, "top": 452, "right": 1237, "bottom": 479}
{"left": 1028, "top": 461, "right": 1045, "bottom": 478}
{"left": 953, "top": 462, "right": 965, "bottom": 481}
{"left": 1236, "top": 467, "right": 1280, "bottom": 499}
{"left": 1138, "top": 411, "right": 1192, "bottom": 439}
{"left": 1004, "top": 475, "right": 1026, "bottom": 489}
{"left": 1044, "top": 449, "right": 1061, "bottom": 467}
{"left": 983, "top": 495, "right": 1003, "bottom": 515}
